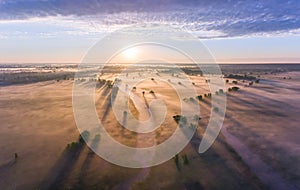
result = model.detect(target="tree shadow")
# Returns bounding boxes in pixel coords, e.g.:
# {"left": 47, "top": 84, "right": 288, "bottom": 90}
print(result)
{"left": 40, "top": 143, "right": 86, "bottom": 190}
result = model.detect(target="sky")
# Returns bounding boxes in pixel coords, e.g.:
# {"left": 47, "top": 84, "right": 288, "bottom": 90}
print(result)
{"left": 0, "top": 0, "right": 300, "bottom": 64}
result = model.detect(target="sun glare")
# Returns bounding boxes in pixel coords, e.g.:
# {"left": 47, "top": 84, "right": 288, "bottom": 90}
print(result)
{"left": 122, "top": 48, "right": 138, "bottom": 60}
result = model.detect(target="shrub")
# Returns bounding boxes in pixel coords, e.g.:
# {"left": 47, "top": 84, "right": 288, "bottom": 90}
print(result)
{"left": 149, "top": 90, "right": 155, "bottom": 94}
{"left": 226, "top": 79, "right": 229, "bottom": 83}
{"left": 232, "top": 80, "right": 238, "bottom": 84}
{"left": 255, "top": 79, "right": 260, "bottom": 83}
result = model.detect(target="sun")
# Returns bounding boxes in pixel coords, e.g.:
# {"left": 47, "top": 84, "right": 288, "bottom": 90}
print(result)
{"left": 122, "top": 47, "right": 138, "bottom": 60}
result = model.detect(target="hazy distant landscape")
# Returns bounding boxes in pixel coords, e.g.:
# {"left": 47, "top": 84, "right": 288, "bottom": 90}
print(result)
{"left": 0, "top": 63, "right": 299, "bottom": 190}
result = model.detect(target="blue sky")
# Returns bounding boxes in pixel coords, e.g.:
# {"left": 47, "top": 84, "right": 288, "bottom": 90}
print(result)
{"left": 0, "top": 0, "right": 299, "bottom": 63}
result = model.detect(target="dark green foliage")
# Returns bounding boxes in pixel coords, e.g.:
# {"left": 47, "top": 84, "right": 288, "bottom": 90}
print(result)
{"left": 219, "top": 89, "right": 224, "bottom": 94}
{"left": 227, "top": 74, "right": 256, "bottom": 80}
{"left": 106, "top": 80, "right": 113, "bottom": 88}
{"left": 182, "top": 154, "right": 189, "bottom": 165}
{"left": 255, "top": 79, "right": 260, "bottom": 83}
{"left": 231, "top": 86, "right": 240, "bottom": 91}
{"left": 149, "top": 90, "right": 154, "bottom": 94}
{"left": 174, "top": 154, "right": 179, "bottom": 168}
{"left": 196, "top": 95, "right": 202, "bottom": 101}
{"left": 232, "top": 80, "right": 238, "bottom": 84}
{"left": 226, "top": 79, "right": 229, "bottom": 83}
{"left": 173, "top": 115, "right": 187, "bottom": 125}
{"left": 79, "top": 130, "right": 90, "bottom": 143}
{"left": 66, "top": 142, "right": 80, "bottom": 150}
{"left": 213, "top": 107, "right": 219, "bottom": 112}
{"left": 193, "top": 115, "right": 201, "bottom": 121}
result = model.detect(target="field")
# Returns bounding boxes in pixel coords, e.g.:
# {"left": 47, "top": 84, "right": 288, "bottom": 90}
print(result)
{"left": 0, "top": 64, "right": 299, "bottom": 190}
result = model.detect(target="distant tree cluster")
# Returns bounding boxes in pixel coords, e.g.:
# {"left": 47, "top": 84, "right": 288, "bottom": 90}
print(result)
{"left": 225, "top": 74, "right": 256, "bottom": 80}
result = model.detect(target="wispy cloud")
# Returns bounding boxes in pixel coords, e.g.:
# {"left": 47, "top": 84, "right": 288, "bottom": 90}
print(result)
{"left": 0, "top": 0, "right": 299, "bottom": 39}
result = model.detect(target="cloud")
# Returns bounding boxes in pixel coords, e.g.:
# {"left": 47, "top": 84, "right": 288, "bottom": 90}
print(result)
{"left": 0, "top": 0, "right": 299, "bottom": 38}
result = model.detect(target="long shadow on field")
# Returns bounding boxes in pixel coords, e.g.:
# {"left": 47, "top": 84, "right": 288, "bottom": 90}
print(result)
{"left": 40, "top": 143, "right": 86, "bottom": 190}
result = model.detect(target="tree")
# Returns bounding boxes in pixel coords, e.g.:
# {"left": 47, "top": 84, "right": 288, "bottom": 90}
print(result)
{"left": 182, "top": 154, "right": 189, "bottom": 165}
{"left": 213, "top": 107, "right": 219, "bottom": 112}
{"left": 231, "top": 86, "right": 239, "bottom": 91}
{"left": 196, "top": 95, "right": 202, "bottom": 101}
{"left": 174, "top": 154, "right": 179, "bottom": 168}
